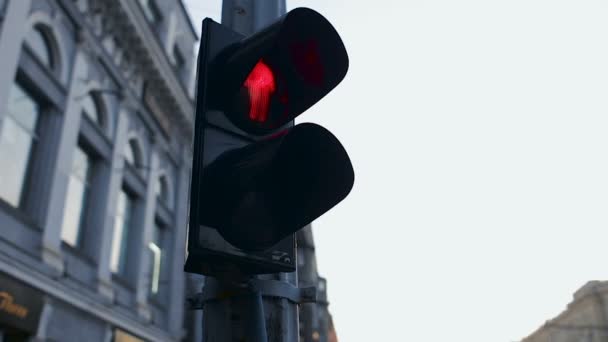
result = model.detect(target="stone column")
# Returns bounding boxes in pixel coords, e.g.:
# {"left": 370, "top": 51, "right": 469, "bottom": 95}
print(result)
{"left": 39, "top": 44, "right": 89, "bottom": 274}
{"left": 167, "top": 147, "right": 192, "bottom": 338}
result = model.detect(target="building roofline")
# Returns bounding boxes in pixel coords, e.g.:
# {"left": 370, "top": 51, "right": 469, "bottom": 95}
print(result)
{"left": 178, "top": 0, "right": 201, "bottom": 41}
{"left": 521, "top": 280, "right": 608, "bottom": 341}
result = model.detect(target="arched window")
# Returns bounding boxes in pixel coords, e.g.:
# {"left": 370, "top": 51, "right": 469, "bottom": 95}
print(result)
{"left": 81, "top": 94, "right": 103, "bottom": 128}
{"left": 25, "top": 25, "right": 54, "bottom": 69}
{"left": 123, "top": 138, "right": 142, "bottom": 168}
{"left": 0, "top": 82, "right": 42, "bottom": 207}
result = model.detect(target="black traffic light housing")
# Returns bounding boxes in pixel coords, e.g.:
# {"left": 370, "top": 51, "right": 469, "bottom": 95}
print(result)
{"left": 186, "top": 8, "right": 353, "bottom": 276}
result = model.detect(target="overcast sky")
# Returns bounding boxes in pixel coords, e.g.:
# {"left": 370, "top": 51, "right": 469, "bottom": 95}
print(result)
{"left": 184, "top": 1, "right": 608, "bottom": 341}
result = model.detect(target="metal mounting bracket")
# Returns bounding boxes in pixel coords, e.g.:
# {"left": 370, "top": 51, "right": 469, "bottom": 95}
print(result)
{"left": 187, "top": 279, "right": 317, "bottom": 310}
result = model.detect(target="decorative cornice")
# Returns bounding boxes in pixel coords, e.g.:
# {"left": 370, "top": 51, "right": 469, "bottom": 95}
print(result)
{"left": 78, "top": 0, "right": 193, "bottom": 140}
{"left": 118, "top": 0, "right": 194, "bottom": 136}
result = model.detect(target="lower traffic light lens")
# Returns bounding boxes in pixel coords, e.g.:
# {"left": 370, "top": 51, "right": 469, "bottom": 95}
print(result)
{"left": 199, "top": 123, "right": 354, "bottom": 251}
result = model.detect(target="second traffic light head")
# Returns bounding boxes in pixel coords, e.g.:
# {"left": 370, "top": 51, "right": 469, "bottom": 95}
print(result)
{"left": 209, "top": 7, "right": 349, "bottom": 135}
{"left": 199, "top": 123, "right": 354, "bottom": 251}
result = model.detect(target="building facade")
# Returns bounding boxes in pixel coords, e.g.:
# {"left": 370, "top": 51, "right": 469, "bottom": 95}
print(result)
{"left": 522, "top": 281, "right": 608, "bottom": 342}
{"left": 297, "top": 227, "right": 338, "bottom": 342}
{"left": 0, "top": 0, "right": 198, "bottom": 341}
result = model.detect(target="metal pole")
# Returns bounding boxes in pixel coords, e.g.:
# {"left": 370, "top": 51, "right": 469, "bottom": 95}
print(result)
{"left": 200, "top": 1, "right": 295, "bottom": 341}
{"left": 221, "top": 0, "right": 286, "bottom": 35}
{"left": 200, "top": 273, "right": 302, "bottom": 342}
{"left": 297, "top": 226, "right": 320, "bottom": 342}
{"left": 201, "top": 276, "right": 269, "bottom": 342}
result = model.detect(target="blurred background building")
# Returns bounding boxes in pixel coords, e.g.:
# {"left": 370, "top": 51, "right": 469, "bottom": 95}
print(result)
{"left": 522, "top": 281, "right": 608, "bottom": 342}
{"left": 297, "top": 226, "right": 337, "bottom": 342}
{"left": 0, "top": 0, "right": 336, "bottom": 341}
{"left": 0, "top": 0, "right": 198, "bottom": 341}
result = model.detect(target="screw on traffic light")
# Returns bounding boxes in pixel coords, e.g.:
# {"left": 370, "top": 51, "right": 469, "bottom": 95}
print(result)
{"left": 185, "top": 8, "right": 354, "bottom": 276}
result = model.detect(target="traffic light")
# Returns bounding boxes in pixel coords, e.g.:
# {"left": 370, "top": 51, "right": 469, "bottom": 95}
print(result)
{"left": 185, "top": 8, "right": 354, "bottom": 276}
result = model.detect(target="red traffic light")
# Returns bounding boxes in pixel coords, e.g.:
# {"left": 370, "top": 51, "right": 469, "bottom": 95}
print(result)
{"left": 211, "top": 8, "right": 349, "bottom": 135}
{"left": 243, "top": 60, "right": 276, "bottom": 123}
{"left": 187, "top": 9, "right": 353, "bottom": 275}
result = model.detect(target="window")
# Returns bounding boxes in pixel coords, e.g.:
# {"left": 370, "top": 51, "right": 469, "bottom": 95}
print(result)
{"left": 24, "top": 26, "right": 53, "bottom": 69}
{"left": 172, "top": 45, "right": 184, "bottom": 71}
{"left": 148, "top": 222, "right": 164, "bottom": 295}
{"left": 81, "top": 94, "right": 102, "bottom": 127}
{"left": 123, "top": 139, "right": 141, "bottom": 168}
{"left": 155, "top": 175, "right": 169, "bottom": 205}
{"left": 61, "top": 147, "right": 92, "bottom": 247}
{"left": 139, "top": 0, "right": 161, "bottom": 24}
{"left": 123, "top": 143, "right": 135, "bottom": 166}
{"left": 0, "top": 327, "right": 27, "bottom": 342}
{"left": 113, "top": 38, "right": 124, "bottom": 66}
{"left": 0, "top": 0, "right": 7, "bottom": 19}
{"left": 0, "top": 83, "right": 40, "bottom": 207}
{"left": 110, "top": 189, "right": 134, "bottom": 274}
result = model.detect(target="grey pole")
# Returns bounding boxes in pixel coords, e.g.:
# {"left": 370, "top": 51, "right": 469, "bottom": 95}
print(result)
{"left": 201, "top": 276, "right": 269, "bottom": 342}
{"left": 200, "top": 1, "right": 298, "bottom": 341}
{"left": 221, "top": 0, "right": 286, "bottom": 35}
{"left": 297, "top": 226, "right": 320, "bottom": 342}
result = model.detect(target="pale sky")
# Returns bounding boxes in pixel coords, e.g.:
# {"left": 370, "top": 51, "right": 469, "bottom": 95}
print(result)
{"left": 184, "top": 1, "right": 608, "bottom": 341}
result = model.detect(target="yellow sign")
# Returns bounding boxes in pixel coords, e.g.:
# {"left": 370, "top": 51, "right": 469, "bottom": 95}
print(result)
{"left": 114, "top": 329, "right": 144, "bottom": 342}
{"left": 0, "top": 291, "right": 28, "bottom": 319}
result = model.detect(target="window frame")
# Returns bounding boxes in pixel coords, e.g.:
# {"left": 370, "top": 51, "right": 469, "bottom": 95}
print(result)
{"left": 23, "top": 25, "right": 54, "bottom": 71}
{"left": 148, "top": 215, "right": 171, "bottom": 307}
{"left": 111, "top": 166, "right": 145, "bottom": 287}
{"left": 59, "top": 130, "right": 110, "bottom": 268}
{"left": 60, "top": 143, "right": 94, "bottom": 248}
{"left": 80, "top": 92, "right": 106, "bottom": 132}
{"left": 0, "top": 39, "right": 67, "bottom": 227}
{"left": 124, "top": 137, "right": 144, "bottom": 170}
{"left": 110, "top": 186, "right": 136, "bottom": 277}
{"left": 172, "top": 45, "right": 185, "bottom": 70}
{"left": 0, "top": 0, "right": 7, "bottom": 20}
{"left": 148, "top": 220, "right": 164, "bottom": 298}
{"left": 139, "top": 0, "right": 162, "bottom": 25}
{"left": 155, "top": 174, "right": 174, "bottom": 212}
{"left": 0, "top": 80, "right": 43, "bottom": 213}
{"left": 22, "top": 23, "right": 62, "bottom": 82}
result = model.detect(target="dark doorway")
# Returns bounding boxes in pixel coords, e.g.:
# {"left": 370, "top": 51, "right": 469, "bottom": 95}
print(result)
{"left": 0, "top": 325, "right": 30, "bottom": 342}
